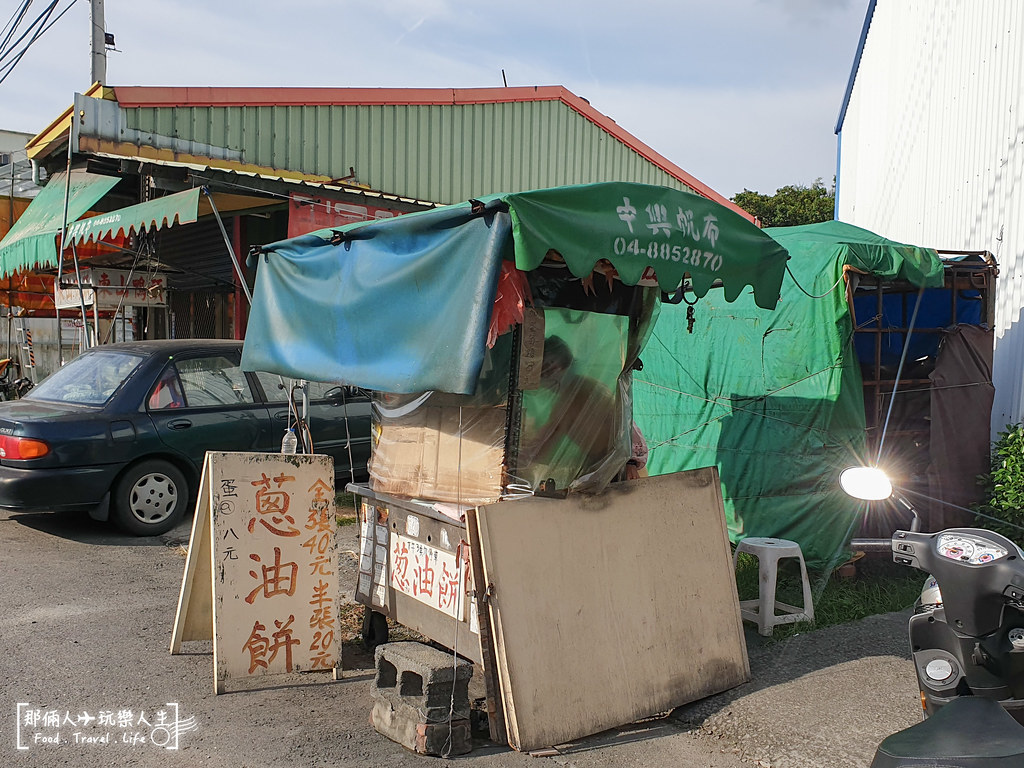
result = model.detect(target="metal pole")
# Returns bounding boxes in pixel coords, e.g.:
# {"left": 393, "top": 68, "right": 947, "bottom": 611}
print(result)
{"left": 203, "top": 188, "right": 253, "bottom": 305}
{"left": 57, "top": 147, "right": 92, "bottom": 351}
{"left": 89, "top": 0, "right": 106, "bottom": 85}
{"left": 57, "top": 146, "right": 74, "bottom": 363}
{"left": 69, "top": 241, "right": 91, "bottom": 349}
{"left": 208, "top": 192, "right": 307, "bottom": 427}
{"left": 92, "top": 287, "right": 100, "bottom": 346}
{"left": 7, "top": 150, "right": 14, "bottom": 235}
{"left": 101, "top": 251, "right": 138, "bottom": 344}
{"left": 5, "top": 157, "right": 12, "bottom": 365}
{"left": 875, "top": 284, "right": 926, "bottom": 463}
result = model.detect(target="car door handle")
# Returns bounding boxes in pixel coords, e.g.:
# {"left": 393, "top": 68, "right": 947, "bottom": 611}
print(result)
{"left": 273, "top": 410, "right": 289, "bottom": 421}
{"left": 168, "top": 419, "right": 192, "bottom": 430}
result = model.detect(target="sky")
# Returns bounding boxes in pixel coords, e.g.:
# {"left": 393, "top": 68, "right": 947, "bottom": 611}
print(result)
{"left": 1, "top": 0, "right": 869, "bottom": 199}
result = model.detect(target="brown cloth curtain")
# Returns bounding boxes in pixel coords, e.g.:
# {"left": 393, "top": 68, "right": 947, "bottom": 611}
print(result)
{"left": 926, "top": 324, "right": 995, "bottom": 529}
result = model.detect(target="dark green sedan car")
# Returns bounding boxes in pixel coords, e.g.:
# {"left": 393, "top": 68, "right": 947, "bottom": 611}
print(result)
{"left": 0, "top": 339, "right": 370, "bottom": 536}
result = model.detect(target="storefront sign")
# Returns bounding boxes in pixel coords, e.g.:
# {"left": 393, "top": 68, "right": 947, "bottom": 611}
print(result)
{"left": 54, "top": 267, "right": 166, "bottom": 310}
{"left": 287, "top": 193, "right": 402, "bottom": 238}
{"left": 355, "top": 502, "right": 465, "bottom": 621}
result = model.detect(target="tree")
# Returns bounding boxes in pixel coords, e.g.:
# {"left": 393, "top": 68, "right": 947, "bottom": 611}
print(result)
{"left": 731, "top": 179, "right": 835, "bottom": 228}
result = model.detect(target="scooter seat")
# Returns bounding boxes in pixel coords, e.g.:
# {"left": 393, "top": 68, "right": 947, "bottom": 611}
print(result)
{"left": 871, "top": 696, "right": 1024, "bottom": 767}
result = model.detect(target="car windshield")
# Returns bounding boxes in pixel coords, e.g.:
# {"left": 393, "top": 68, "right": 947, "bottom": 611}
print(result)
{"left": 27, "top": 350, "right": 146, "bottom": 406}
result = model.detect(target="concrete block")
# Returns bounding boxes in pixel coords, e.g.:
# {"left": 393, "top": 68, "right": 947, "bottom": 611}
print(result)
{"left": 372, "top": 642, "right": 474, "bottom": 755}
{"left": 371, "top": 696, "right": 471, "bottom": 756}
{"left": 374, "top": 641, "right": 473, "bottom": 689}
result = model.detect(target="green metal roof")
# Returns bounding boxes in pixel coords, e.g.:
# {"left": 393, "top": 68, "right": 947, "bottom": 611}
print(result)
{"left": 53, "top": 86, "right": 749, "bottom": 218}
{"left": 124, "top": 101, "right": 681, "bottom": 204}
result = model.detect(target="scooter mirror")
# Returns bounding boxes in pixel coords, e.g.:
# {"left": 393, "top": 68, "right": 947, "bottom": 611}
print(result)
{"left": 840, "top": 466, "right": 893, "bottom": 501}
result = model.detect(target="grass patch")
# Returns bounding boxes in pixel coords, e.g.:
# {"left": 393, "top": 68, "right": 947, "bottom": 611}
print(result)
{"left": 335, "top": 491, "right": 358, "bottom": 525}
{"left": 734, "top": 552, "right": 925, "bottom": 641}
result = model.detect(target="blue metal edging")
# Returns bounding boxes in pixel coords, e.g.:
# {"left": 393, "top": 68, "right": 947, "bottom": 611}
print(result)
{"left": 835, "top": 0, "right": 878, "bottom": 135}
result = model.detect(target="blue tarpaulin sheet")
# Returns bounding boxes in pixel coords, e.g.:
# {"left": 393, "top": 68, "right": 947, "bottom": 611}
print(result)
{"left": 241, "top": 202, "right": 511, "bottom": 394}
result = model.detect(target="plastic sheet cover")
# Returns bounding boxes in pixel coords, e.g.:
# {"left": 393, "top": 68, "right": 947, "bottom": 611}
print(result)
{"left": 368, "top": 304, "right": 653, "bottom": 503}
{"left": 369, "top": 336, "right": 512, "bottom": 505}
{"left": 517, "top": 310, "right": 634, "bottom": 495}
{"left": 927, "top": 325, "right": 994, "bottom": 529}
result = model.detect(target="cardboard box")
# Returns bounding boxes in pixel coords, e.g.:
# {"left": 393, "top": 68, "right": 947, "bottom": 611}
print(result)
{"left": 369, "top": 404, "right": 507, "bottom": 505}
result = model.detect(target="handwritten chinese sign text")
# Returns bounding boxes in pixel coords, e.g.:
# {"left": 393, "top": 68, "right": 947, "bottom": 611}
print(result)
{"left": 208, "top": 453, "right": 338, "bottom": 686}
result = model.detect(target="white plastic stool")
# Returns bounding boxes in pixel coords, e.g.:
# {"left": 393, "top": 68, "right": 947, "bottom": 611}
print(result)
{"left": 733, "top": 537, "right": 814, "bottom": 636}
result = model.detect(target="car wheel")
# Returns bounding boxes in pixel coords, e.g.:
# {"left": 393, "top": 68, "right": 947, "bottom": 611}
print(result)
{"left": 112, "top": 459, "right": 188, "bottom": 536}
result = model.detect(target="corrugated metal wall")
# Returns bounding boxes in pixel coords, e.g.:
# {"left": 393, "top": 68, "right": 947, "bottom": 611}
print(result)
{"left": 836, "top": 0, "right": 1024, "bottom": 431}
{"left": 151, "top": 217, "right": 236, "bottom": 339}
{"left": 120, "top": 101, "right": 692, "bottom": 205}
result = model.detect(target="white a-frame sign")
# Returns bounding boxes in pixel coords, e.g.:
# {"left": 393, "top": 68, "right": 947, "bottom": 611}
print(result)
{"left": 171, "top": 452, "right": 340, "bottom": 693}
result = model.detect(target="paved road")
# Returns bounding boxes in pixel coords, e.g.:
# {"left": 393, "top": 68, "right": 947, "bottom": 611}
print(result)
{"left": 0, "top": 509, "right": 921, "bottom": 767}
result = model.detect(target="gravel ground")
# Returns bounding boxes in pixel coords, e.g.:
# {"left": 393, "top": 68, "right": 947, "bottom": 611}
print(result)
{"left": 1, "top": 509, "right": 750, "bottom": 768}
{"left": 1, "top": 506, "right": 922, "bottom": 768}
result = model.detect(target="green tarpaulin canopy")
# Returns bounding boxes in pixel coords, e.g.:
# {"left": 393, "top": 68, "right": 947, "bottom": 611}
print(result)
{"left": 0, "top": 171, "right": 201, "bottom": 279}
{"left": 503, "top": 183, "right": 789, "bottom": 308}
{"left": 64, "top": 187, "right": 201, "bottom": 248}
{"left": 0, "top": 169, "right": 118, "bottom": 277}
{"left": 634, "top": 220, "right": 944, "bottom": 569}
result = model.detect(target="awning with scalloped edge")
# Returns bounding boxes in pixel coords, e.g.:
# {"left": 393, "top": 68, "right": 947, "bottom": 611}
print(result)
{"left": 502, "top": 183, "right": 789, "bottom": 306}
{"left": 0, "top": 172, "right": 200, "bottom": 278}
{"left": 0, "top": 169, "right": 118, "bottom": 277}
{"left": 64, "top": 187, "right": 200, "bottom": 247}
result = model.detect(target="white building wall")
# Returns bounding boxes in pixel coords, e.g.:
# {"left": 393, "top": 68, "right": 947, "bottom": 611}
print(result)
{"left": 0, "top": 129, "right": 40, "bottom": 199}
{"left": 836, "top": 0, "right": 1024, "bottom": 432}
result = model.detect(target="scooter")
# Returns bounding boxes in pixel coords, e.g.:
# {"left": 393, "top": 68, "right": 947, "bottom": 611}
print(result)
{"left": 0, "top": 358, "right": 32, "bottom": 400}
{"left": 841, "top": 466, "right": 1024, "bottom": 766}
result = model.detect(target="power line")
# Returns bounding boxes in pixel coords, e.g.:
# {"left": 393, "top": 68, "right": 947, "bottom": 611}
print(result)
{"left": 0, "top": 0, "right": 33, "bottom": 55}
{"left": 0, "top": 0, "right": 78, "bottom": 86}
{"left": 0, "top": 0, "right": 60, "bottom": 63}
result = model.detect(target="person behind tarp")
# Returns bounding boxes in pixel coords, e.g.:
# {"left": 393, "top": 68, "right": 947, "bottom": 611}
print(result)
{"left": 520, "top": 335, "right": 628, "bottom": 492}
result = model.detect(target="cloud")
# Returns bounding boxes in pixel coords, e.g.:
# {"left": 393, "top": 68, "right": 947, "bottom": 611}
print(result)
{"left": 585, "top": 82, "right": 841, "bottom": 197}
{"left": 769, "top": 0, "right": 860, "bottom": 23}
{"left": 2, "top": 0, "right": 864, "bottom": 196}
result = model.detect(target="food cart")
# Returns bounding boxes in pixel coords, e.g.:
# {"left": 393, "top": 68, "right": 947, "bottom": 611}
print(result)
{"left": 240, "top": 182, "right": 790, "bottom": 750}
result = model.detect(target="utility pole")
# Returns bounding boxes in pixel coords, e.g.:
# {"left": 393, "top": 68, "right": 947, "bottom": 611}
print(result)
{"left": 90, "top": 0, "right": 106, "bottom": 85}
